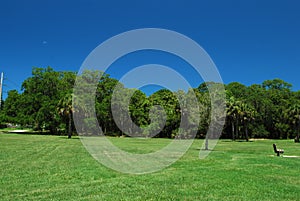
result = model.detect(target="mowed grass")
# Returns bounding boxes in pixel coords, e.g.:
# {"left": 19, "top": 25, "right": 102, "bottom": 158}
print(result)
{"left": 0, "top": 134, "right": 299, "bottom": 201}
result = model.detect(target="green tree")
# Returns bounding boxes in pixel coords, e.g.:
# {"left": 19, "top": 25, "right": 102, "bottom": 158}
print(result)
{"left": 21, "top": 67, "right": 60, "bottom": 131}
{"left": 95, "top": 74, "right": 121, "bottom": 135}
{"left": 57, "top": 93, "right": 74, "bottom": 138}
{"left": 20, "top": 67, "right": 76, "bottom": 133}
{"left": 226, "top": 96, "right": 239, "bottom": 140}
{"left": 285, "top": 102, "right": 300, "bottom": 142}
{"left": 111, "top": 85, "right": 138, "bottom": 136}
{"left": 262, "top": 79, "right": 292, "bottom": 139}
{"left": 129, "top": 90, "right": 150, "bottom": 133}
{"left": 226, "top": 82, "right": 248, "bottom": 100}
{"left": 246, "top": 84, "right": 269, "bottom": 138}
{"left": 193, "top": 89, "right": 211, "bottom": 138}
{"left": 239, "top": 102, "right": 256, "bottom": 141}
{"left": 148, "top": 89, "right": 180, "bottom": 138}
{"left": 197, "top": 82, "right": 226, "bottom": 149}
{"left": 1, "top": 90, "right": 21, "bottom": 123}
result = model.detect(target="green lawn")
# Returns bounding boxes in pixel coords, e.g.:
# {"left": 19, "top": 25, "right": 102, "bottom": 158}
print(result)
{"left": 0, "top": 134, "right": 299, "bottom": 200}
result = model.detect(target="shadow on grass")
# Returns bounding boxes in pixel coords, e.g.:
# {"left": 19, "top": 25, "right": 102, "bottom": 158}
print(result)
{"left": 58, "top": 136, "right": 80, "bottom": 140}
{"left": 195, "top": 148, "right": 221, "bottom": 151}
{"left": 1, "top": 131, "right": 80, "bottom": 140}
{"left": 221, "top": 139, "right": 254, "bottom": 143}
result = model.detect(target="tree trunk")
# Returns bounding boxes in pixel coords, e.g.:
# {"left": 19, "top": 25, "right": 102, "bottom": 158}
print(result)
{"left": 231, "top": 121, "right": 235, "bottom": 141}
{"left": 235, "top": 118, "right": 239, "bottom": 140}
{"left": 68, "top": 113, "right": 72, "bottom": 139}
{"left": 245, "top": 122, "right": 249, "bottom": 142}
{"left": 205, "top": 136, "right": 208, "bottom": 150}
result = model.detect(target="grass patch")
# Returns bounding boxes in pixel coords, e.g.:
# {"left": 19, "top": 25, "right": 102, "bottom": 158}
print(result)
{"left": 0, "top": 134, "right": 299, "bottom": 200}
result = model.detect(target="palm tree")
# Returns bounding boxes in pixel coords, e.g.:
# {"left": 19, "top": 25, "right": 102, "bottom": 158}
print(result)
{"left": 226, "top": 96, "right": 256, "bottom": 141}
{"left": 57, "top": 93, "right": 74, "bottom": 138}
{"left": 226, "top": 96, "right": 240, "bottom": 140}
{"left": 239, "top": 102, "right": 256, "bottom": 141}
{"left": 285, "top": 103, "right": 300, "bottom": 143}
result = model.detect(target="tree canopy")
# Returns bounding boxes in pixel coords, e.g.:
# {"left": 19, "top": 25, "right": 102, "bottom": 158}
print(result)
{"left": 1, "top": 67, "right": 300, "bottom": 141}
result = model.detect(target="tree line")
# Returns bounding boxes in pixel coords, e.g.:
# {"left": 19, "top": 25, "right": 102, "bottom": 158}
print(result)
{"left": 1, "top": 67, "right": 300, "bottom": 142}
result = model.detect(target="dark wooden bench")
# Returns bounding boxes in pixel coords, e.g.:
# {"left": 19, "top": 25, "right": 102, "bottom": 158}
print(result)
{"left": 273, "top": 144, "right": 284, "bottom": 156}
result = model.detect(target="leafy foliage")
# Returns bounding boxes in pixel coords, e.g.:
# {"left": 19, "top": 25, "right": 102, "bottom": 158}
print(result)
{"left": 1, "top": 67, "right": 300, "bottom": 140}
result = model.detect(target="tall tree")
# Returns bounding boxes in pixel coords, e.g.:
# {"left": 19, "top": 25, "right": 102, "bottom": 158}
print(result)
{"left": 148, "top": 89, "right": 180, "bottom": 138}
{"left": 129, "top": 90, "right": 150, "bottom": 134}
{"left": 1, "top": 90, "right": 21, "bottom": 123}
{"left": 19, "top": 67, "right": 76, "bottom": 133}
{"left": 226, "top": 82, "right": 248, "bottom": 100}
{"left": 239, "top": 102, "right": 256, "bottom": 141}
{"left": 285, "top": 102, "right": 300, "bottom": 142}
{"left": 57, "top": 93, "right": 74, "bottom": 138}
{"left": 226, "top": 96, "right": 239, "bottom": 140}
{"left": 245, "top": 84, "right": 269, "bottom": 138}
{"left": 262, "top": 79, "right": 292, "bottom": 139}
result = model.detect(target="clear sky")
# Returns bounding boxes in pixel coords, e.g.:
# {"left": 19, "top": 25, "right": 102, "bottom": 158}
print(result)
{"left": 1, "top": 0, "right": 300, "bottom": 99}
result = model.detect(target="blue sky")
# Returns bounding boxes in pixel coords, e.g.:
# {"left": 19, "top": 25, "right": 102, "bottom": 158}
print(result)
{"left": 1, "top": 0, "right": 300, "bottom": 98}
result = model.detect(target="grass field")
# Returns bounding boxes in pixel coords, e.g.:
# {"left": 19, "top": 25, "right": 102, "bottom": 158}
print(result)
{"left": 0, "top": 134, "right": 299, "bottom": 200}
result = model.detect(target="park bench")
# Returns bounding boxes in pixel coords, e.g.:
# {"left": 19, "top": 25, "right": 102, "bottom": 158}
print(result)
{"left": 273, "top": 144, "right": 284, "bottom": 156}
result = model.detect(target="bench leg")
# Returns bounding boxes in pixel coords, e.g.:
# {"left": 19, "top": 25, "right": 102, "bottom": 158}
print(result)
{"left": 277, "top": 152, "right": 280, "bottom": 156}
